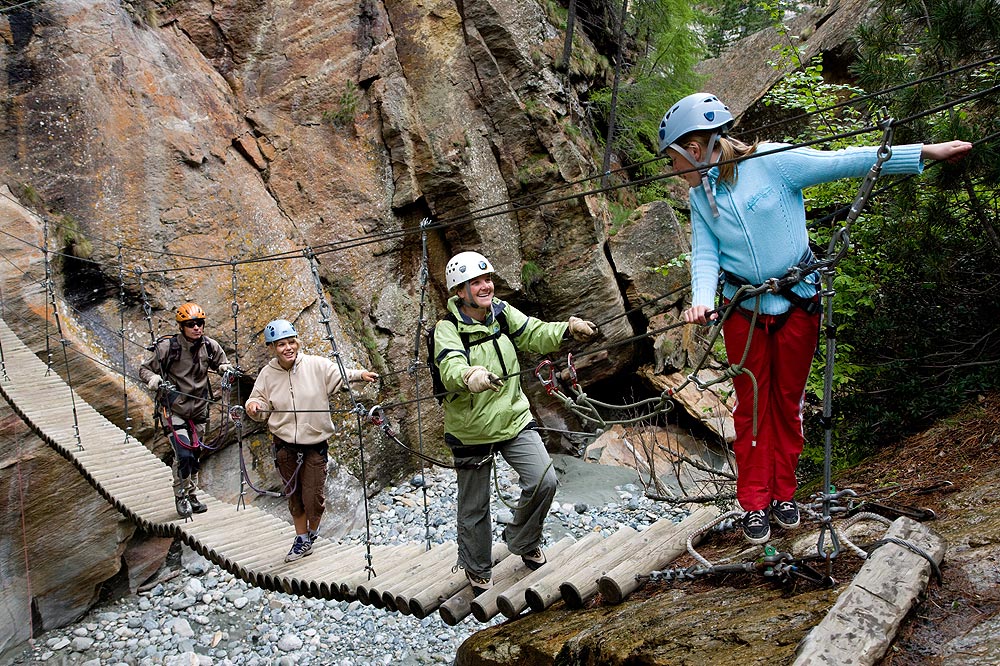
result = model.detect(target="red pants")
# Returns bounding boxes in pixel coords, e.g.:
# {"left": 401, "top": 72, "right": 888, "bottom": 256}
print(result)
{"left": 723, "top": 305, "right": 820, "bottom": 511}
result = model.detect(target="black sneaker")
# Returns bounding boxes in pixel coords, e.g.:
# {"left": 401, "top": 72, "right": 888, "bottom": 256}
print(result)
{"left": 521, "top": 547, "right": 546, "bottom": 571}
{"left": 741, "top": 509, "right": 770, "bottom": 544}
{"left": 466, "top": 570, "right": 493, "bottom": 596}
{"left": 187, "top": 493, "right": 207, "bottom": 514}
{"left": 770, "top": 500, "right": 800, "bottom": 529}
{"left": 284, "top": 535, "right": 313, "bottom": 563}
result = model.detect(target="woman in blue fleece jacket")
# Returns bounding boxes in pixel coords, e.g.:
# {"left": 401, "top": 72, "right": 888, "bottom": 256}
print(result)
{"left": 658, "top": 93, "right": 972, "bottom": 544}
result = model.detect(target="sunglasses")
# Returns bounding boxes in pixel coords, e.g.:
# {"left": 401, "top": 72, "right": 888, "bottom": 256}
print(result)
{"left": 182, "top": 319, "right": 205, "bottom": 328}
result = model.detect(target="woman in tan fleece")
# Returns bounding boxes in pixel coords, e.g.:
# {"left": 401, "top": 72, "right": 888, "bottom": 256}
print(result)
{"left": 245, "top": 319, "right": 378, "bottom": 562}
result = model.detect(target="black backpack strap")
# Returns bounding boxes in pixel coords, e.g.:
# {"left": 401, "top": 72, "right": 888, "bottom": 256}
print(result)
{"left": 152, "top": 334, "right": 182, "bottom": 379}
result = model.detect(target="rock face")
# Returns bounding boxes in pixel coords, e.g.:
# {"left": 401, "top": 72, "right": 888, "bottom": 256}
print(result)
{"left": 0, "top": 401, "right": 133, "bottom": 657}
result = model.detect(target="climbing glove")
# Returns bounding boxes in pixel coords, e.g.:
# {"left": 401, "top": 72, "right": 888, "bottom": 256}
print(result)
{"left": 218, "top": 363, "right": 234, "bottom": 375}
{"left": 567, "top": 316, "right": 598, "bottom": 342}
{"left": 463, "top": 366, "right": 503, "bottom": 393}
{"left": 147, "top": 374, "right": 162, "bottom": 391}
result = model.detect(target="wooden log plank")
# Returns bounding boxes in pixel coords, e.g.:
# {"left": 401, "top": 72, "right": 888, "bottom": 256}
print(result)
{"left": 360, "top": 542, "right": 455, "bottom": 607}
{"left": 407, "top": 544, "right": 510, "bottom": 619}
{"left": 526, "top": 526, "right": 637, "bottom": 612}
{"left": 495, "top": 531, "right": 605, "bottom": 619}
{"left": 447, "top": 535, "right": 577, "bottom": 625}
{"left": 598, "top": 505, "right": 722, "bottom": 604}
{"left": 793, "top": 517, "right": 946, "bottom": 666}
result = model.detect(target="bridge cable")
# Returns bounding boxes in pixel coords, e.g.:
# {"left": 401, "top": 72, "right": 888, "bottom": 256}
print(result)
{"left": 304, "top": 248, "right": 377, "bottom": 576}
{"left": 411, "top": 220, "right": 435, "bottom": 549}
{"left": 116, "top": 243, "right": 133, "bottom": 445}
{"left": 42, "top": 217, "right": 83, "bottom": 451}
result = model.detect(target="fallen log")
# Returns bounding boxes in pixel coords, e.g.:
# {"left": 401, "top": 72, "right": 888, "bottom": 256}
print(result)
{"left": 793, "top": 517, "right": 946, "bottom": 666}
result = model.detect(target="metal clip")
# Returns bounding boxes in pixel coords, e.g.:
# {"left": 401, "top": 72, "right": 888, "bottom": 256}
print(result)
{"left": 534, "top": 359, "right": 559, "bottom": 396}
{"left": 565, "top": 353, "right": 579, "bottom": 391}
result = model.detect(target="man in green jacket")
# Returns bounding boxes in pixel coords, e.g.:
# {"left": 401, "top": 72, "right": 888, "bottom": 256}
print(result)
{"left": 434, "top": 251, "right": 597, "bottom": 594}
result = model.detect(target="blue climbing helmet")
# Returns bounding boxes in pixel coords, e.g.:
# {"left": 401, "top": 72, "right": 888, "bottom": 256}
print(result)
{"left": 657, "top": 93, "right": 734, "bottom": 154}
{"left": 264, "top": 319, "right": 297, "bottom": 344}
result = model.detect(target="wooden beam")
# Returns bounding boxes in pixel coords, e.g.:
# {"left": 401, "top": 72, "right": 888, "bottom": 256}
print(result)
{"left": 793, "top": 517, "right": 946, "bottom": 666}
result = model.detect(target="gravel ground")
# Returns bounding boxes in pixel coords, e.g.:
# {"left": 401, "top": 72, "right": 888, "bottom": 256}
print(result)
{"left": 12, "top": 455, "right": 687, "bottom": 666}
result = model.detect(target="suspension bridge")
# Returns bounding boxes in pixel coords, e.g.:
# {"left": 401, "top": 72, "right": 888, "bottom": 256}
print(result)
{"left": 0, "top": 316, "right": 724, "bottom": 625}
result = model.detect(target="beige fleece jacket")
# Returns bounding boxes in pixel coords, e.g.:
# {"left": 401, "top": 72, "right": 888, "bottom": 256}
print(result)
{"left": 245, "top": 353, "right": 365, "bottom": 445}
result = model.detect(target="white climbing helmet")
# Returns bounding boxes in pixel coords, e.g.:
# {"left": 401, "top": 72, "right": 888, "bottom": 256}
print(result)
{"left": 657, "top": 93, "right": 734, "bottom": 154}
{"left": 264, "top": 319, "right": 298, "bottom": 344}
{"left": 445, "top": 251, "right": 494, "bottom": 291}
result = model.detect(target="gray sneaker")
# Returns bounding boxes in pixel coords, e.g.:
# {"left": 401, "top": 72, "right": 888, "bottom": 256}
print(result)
{"left": 284, "top": 535, "right": 313, "bottom": 562}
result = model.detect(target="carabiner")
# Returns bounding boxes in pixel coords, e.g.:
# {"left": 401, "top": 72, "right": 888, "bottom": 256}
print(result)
{"left": 565, "top": 353, "right": 579, "bottom": 391}
{"left": 368, "top": 404, "right": 386, "bottom": 426}
{"left": 534, "top": 359, "right": 559, "bottom": 396}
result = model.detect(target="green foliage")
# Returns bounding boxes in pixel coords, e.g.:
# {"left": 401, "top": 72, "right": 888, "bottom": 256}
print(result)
{"left": 696, "top": 1, "right": 806, "bottom": 58}
{"left": 651, "top": 252, "right": 689, "bottom": 276}
{"left": 521, "top": 261, "right": 544, "bottom": 298}
{"left": 20, "top": 183, "right": 40, "bottom": 206}
{"left": 516, "top": 154, "right": 559, "bottom": 187}
{"left": 56, "top": 214, "right": 93, "bottom": 259}
{"left": 325, "top": 272, "right": 358, "bottom": 316}
{"left": 588, "top": 0, "right": 704, "bottom": 172}
{"left": 784, "top": 0, "right": 1000, "bottom": 472}
{"left": 322, "top": 82, "right": 360, "bottom": 128}
{"left": 828, "top": 0, "right": 1000, "bottom": 453}
{"left": 607, "top": 201, "right": 633, "bottom": 236}
{"left": 737, "top": 0, "right": 1000, "bottom": 478}
{"left": 637, "top": 180, "right": 672, "bottom": 205}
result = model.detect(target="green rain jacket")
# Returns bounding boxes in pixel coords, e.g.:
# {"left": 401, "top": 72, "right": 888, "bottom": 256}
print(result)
{"left": 434, "top": 296, "right": 568, "bottom": 446}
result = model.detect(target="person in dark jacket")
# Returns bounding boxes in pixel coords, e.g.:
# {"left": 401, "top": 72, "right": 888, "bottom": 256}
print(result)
{"left": 140, "top": 302, "right": 231, "bottom": 518}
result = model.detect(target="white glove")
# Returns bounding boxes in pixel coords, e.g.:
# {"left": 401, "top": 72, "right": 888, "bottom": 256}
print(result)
{"left": 218, "top": 363, "right": 233, "bottom": 374}
{"left": 568, "top": 316, "right": 598, "bottom": 342}
{"left": 147, "top": 374, "right": 162, "bottom": 391}
{"left": 463, "top": 366, "right": 503, "bottom": 393}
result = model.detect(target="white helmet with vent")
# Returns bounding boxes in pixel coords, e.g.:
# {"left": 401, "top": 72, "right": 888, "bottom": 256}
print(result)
{"left": 445, "top": 251, "right": 494, "bottom": 291}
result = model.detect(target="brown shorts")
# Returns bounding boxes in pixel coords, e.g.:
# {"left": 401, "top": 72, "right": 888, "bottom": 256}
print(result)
{"left": 275, "top": 441, "right": 328, "bottom": 524}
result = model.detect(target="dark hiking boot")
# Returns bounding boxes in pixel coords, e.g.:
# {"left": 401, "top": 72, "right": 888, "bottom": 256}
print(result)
{"left": 741, "top": 509, "right": 770, "bottom": 544}
{"left": 175, "top": 495, "right": 192, "bottom": 519}
{"left": 466, "top": 570, "right": 493, "bottom": 596}
{"left": 770, "top": 499, "right": 800, "bottom": 529}
{"left": 521, "top": 546, "right": 546, "bottom": 571}
{"left": 187, "top": 493, "right": 207, "bottom": 514}
{"left": 284, "top": 535, "right": 313, "bottom": 563}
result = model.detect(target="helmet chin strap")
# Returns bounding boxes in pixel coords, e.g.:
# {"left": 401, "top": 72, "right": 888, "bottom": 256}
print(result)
{"left": 671, "top": 131, "right": 723, "bottom": 218}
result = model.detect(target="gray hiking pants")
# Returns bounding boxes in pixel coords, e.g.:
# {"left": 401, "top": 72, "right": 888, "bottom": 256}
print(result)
{"left": 453, "top": 427, "right": 558, "bottom": 579}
